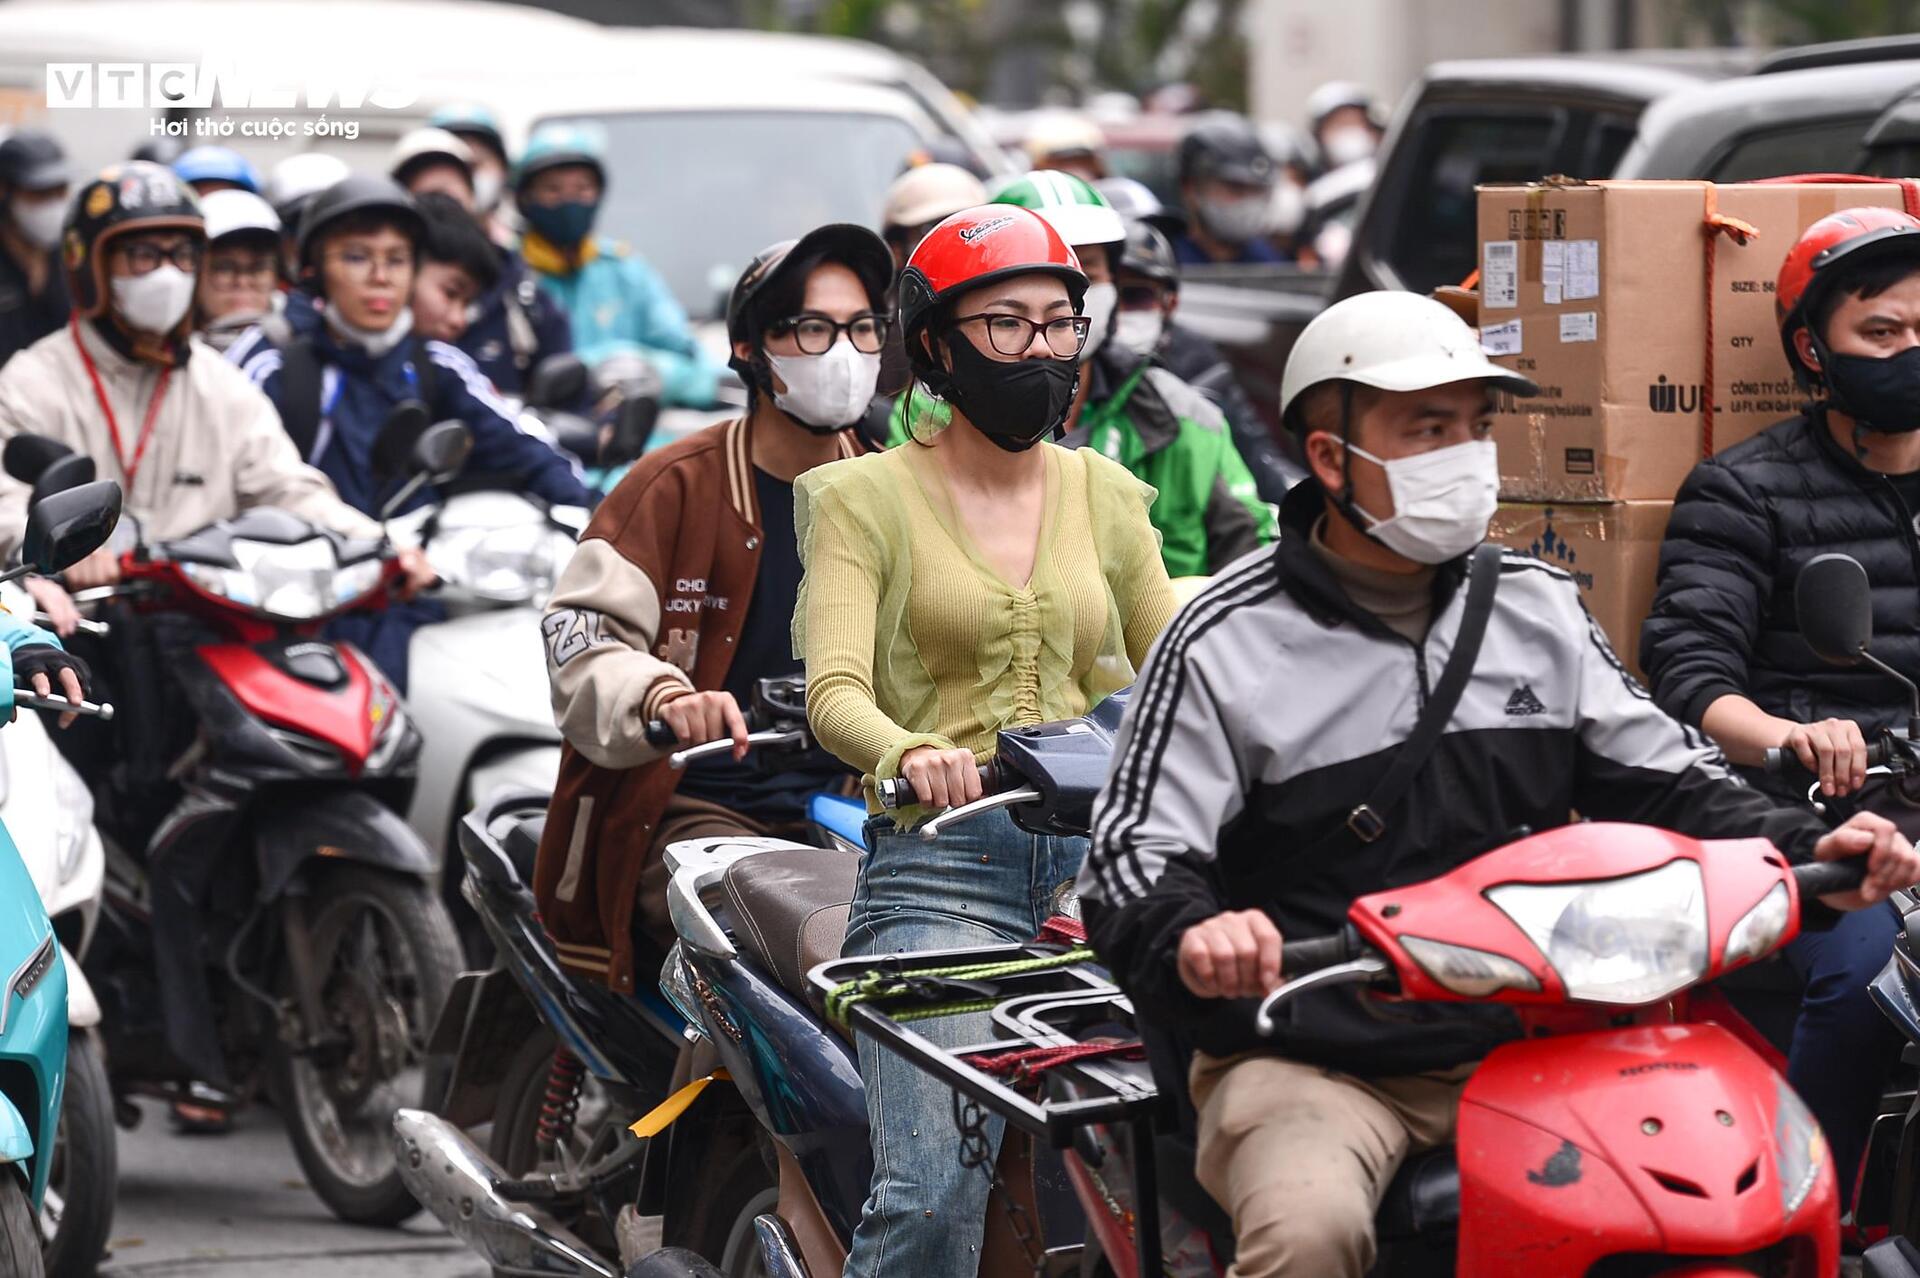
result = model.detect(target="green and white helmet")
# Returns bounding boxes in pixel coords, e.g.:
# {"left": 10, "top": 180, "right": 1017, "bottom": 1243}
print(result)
{"left": 991, "top": 170, "right": 1126, "bottom": 251}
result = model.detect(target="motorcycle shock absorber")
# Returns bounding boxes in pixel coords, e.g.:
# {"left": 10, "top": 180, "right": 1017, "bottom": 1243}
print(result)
{"left": 536, "top": 1048, "right": 586, "bottom": 1157}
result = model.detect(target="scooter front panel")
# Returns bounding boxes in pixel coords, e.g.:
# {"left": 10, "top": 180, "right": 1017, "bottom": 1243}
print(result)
{"left": 1458, "top": 1022, "right": 1838, "bottom": 1275}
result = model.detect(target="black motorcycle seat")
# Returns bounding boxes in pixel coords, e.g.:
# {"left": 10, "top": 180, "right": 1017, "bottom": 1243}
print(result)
{"left": 1375, "top": 1147, "right": 1460, "bottom": 1238}
{"left": 501, "top": 814, "right": 546, "bottom": 886}
{"left": 719, "top": 846, "right": 860, "bottom": 998}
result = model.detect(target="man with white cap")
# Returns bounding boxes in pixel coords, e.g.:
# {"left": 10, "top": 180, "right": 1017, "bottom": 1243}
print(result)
{"left": 193, "top": 189, "right": 282, "bottom": 353}
{"left": 390, "top": 126, "right": 477, "bottom": 211}
{"left": 1080, "top": 290, "right": 1917, "bottom": 1277}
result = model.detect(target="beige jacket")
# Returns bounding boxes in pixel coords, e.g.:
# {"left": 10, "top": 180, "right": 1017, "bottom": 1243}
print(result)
{"left": 0, "top": 320, "right": 380, "bottom": 560}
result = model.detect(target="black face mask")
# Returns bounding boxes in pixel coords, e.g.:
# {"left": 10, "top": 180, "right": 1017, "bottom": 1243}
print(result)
{"left": 1823, "top": 345, "right": 1920, "bottom": 435}
{"left": 939, "top": 327, "right": 1079, "bottom": 453}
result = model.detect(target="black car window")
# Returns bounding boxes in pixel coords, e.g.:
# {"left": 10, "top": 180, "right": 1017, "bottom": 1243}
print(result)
{"left": 1383, "top": 112, "right": 1560, "bottom": 295}
{"left": 1708, "top": 117, "right": 1879, "bottom": 182}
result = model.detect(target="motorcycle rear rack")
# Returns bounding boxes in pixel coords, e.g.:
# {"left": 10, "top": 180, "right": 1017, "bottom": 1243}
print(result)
{"left": 809, "top": 942, "right": 1166, "bottom": 1278}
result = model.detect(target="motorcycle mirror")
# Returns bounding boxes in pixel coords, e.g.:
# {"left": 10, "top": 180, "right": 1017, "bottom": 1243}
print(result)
{"left": 414, "top": 419, "right": 474, "bottom": 482}
{"left": 32, "top": 454, "right": 99, "bottom": 502}
{"left": 3, "top": 434, "right": 79, "bottom": 487}
{"left": 523, "top": 353, "right": 588, "bottom": 411}
{"left": 604, "top": 393, "right": 660, "bottom": 467}
{"left": 542, "top": 411, "right": 601, "bottom": 467}
{"left": 11, "top": 479, "right": 123, "bottom": 580}
{"left": 1796, "top": 553, "right": 1873, "bottom": 666}
{"left": 371, "top": 400, "right": 434, "bottom": 482}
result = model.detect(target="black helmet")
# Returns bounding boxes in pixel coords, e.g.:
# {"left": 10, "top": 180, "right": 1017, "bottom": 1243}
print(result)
{"left": 1118, "top": 220, "right": 1179, "bottom": 288}
{"left": 130, "top": 136, "right": 185, "bottom": 167}
{"left": 0, "top": 130, "right": 71, "bottom": 193}
{"left": 62, "top": 162, "right": 204, "bottom": 317}
{"left": 724, "top": 223, "right": 892, "bottom": 380}
{"left": 296, "top": 173, "right": 423, "bottom": 283}
{"left": 1176, "top": 112, "right": 1276, "bottom": 188}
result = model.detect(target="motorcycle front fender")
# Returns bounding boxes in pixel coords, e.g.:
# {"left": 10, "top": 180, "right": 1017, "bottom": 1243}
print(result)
{"left": 254, "top": 788, "right": 436, "bottom": 900}
{"left": 0, "top": 1091, "right": 30, "bottom": 1166}
{"left": 60, "top": 942, "right": 98, "bottom": 1028}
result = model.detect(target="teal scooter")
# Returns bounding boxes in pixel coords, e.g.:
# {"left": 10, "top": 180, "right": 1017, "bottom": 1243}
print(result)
{"left": 0, "top": 474, "right": 126, "bottom": 1276}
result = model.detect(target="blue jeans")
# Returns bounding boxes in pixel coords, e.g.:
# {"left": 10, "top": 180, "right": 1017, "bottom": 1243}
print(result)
{"left": 1783, "top": 900, "right": 1903, "bottom": 1211}
{"left": 839, "top": 809, "right": 1084, "bottom": 1278}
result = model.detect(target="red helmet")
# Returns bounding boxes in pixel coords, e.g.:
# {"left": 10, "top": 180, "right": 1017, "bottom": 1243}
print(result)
{"left": 1776, "top": 206, "right": 1920, "bottom": 389}
{"left": 897, "top": 204, "right": 1087, "bottom": 378}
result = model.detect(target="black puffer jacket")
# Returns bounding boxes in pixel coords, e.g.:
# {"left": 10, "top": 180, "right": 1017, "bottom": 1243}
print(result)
{"left": 1641, "top": 408, "right": 1920, "bottom": 789}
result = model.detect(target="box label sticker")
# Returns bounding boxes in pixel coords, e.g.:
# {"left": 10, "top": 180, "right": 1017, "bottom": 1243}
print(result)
{"left": 1541, "top": 241, "right": 1565, "bottom": 305}
{"left": 1481, "top": 319, "right": 1523, "bottom": 356}
{"left": 1567, "top": 240, "right": 1599, "bottom": 300}
{"left": 1483, "top": 241, "right": 1518, "bottom": 309}
{"left": 1564, "top": 447, "right": 1596, "bottom": 475}
{"left": 1560, "top": 311, "right": 1597, "bottom": 343}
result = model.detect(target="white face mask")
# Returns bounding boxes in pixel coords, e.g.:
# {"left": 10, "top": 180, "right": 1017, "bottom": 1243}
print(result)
{"left": 1269, "top": 180, "right": 1307, "bottom": 237}
{"left": 1322, "top": 125, "right": 1377, "bottom": 168}
{"left": 1199, "top": 194, "right": 1271, "bottom": 246}
{"left": 11, "top": 197, "right": 64, "bottom": 251}
{"left": 472, "top": 169, "right": 503, "bottom": 215}
{"left": 1344, "top": 437, "right": 1498, "bottom": 564}
{"left": 1112, "top": 308, "right": 1166, "bottom": 357}
{"left": 1078, "top": 282, "right": 1117, "bottom": 362}
{"left": 765, "top": 340, "right": 882, "bottom": 433}
{"left": 110, "top": 265, "right": 196, "bottom": 335}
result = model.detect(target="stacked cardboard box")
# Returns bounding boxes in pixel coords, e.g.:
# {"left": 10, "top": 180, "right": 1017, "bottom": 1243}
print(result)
{"left": 1475, "top": 178, "right": 1915, "bottom": 673}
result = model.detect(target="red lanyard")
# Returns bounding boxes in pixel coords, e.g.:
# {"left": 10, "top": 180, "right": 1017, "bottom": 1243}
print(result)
{"left": 71, "top": 317, "right": 171, "bottom": 490}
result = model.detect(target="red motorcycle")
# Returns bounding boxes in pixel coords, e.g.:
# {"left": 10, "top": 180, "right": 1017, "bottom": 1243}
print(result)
{"left": 6, "top": 413, "right": 472, "bottom": 1226}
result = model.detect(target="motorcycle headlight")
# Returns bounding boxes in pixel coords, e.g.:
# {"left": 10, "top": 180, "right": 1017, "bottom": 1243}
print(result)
{"left": 1399, "top": 935, "right": 1541, "bottom": 998}
{"left": 659, "top": 942, "right": 705, "bottom": 1039}
{"left": 1775, "top": 1076, "right": 1826, "bottom": 1216}
{"left": 1724, "top": 882, "right": 1793, "bottom": 969}
{"left": 428, "top": 525, "right": 571, "bottom": 605}
{"left": 181, "top": 539, "right": 385, "bottom": 620}
{"left": 1486, "top": 858, "right": 1709, "bottom": 1005}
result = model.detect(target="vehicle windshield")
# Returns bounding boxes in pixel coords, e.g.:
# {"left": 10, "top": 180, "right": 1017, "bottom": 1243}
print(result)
{"left": 539, "top": 110, "right": 930, "bottom": 320}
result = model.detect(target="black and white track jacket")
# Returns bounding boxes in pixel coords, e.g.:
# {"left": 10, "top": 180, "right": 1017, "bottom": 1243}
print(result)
{"left": 1081, "top": 483, "right": 1831, "bottom": 1076}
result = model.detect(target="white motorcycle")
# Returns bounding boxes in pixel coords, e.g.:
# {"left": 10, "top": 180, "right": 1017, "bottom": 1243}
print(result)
{"left": 389, "top": 489, "right": 586, "bottom": 957}
{"left": 1, "top": 585, "right": 116, "bottom": 1278}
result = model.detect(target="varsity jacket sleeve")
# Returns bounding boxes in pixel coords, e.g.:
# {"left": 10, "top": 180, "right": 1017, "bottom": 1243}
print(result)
{"left": 1082, "top": 566, "right": 1267, "bottom": 1028}
{"left": 424, "top": 341, "right": 592, "bottom": 509}
{"left": 1639, "top": 458, "right": 1775, "bottom": 728}
{"left": 218, "top": 359, "right": 383, "bottom": 541}
{"left": 542, "top": 465, "right": 693, "bottom": 770}
{"left": 1571, "top": 604, "right": 1828, "bottom": 864}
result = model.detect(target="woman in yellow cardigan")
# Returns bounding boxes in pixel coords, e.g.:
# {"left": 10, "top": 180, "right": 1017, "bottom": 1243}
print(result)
{"left": 795, "top": 205, "right": 1176, "bottom": 1278}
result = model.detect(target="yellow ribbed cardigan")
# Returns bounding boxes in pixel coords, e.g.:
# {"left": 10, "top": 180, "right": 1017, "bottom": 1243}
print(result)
{"left": 794, "top": 441, "right": 1176, "bottom": 809}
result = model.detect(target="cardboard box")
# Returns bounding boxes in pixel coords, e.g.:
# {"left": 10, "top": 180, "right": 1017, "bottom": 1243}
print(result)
{"left": 1477, "top": 179, "right": 1911, "bottom": 502}
{"left": 1489, "top": 500, "right": 1673, "bottom": 680}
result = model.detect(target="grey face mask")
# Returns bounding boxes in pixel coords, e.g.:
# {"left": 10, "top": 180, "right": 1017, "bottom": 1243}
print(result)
{"left": 1199, "top": 194, "right": 1271, "bottom": 246}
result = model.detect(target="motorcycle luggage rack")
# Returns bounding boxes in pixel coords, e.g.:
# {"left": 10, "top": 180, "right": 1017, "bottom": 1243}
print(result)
{"left": 809, "top": 942, "right": 1167, "bottom": 1278}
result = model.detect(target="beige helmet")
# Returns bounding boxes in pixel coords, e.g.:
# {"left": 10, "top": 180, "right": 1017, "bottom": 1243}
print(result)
{"left": 1280, "top": 291, "right": 1537, "bottom": 430}
{"left": 1023, "top": 111, "right": 1106, "bottom": 168}
{"left": 882, "top": 163, "right": 989, "bottom": 234}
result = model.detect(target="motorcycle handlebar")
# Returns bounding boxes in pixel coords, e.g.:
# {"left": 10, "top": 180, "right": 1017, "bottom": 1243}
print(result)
{"left": 1764, "top": 739, "right": 1892, "bottom": 776}
{"left": 1792, "top": 858, "right": 1869, "bottom": 899}
{"left": 14, "top": 690, "right": 112, "bottom": 721}
{"left": 1279, "top": 927, "right": 1359, "bottom": 978}
{"left": 644, "top": 719, "right": 677, "bottom": 748}
{"left": 876, "top": 764, "right": 996, "bottom": 811}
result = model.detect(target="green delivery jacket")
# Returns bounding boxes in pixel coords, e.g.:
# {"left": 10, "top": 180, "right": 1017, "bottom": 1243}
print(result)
{"left": 882, "top": 346, "right": 1276, "bottom": 577}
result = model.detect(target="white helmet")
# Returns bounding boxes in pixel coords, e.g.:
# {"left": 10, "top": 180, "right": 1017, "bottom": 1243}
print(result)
{"left": 266, "top": 151, "right": 352, "bottom": 219}
{"left": 199, "top": 188, "right": 280, "bottom": 245}
{"left": 1023, "top": 111, "right": 1106, "bottom": 165}
{"left": 882, "top": 163, "right": 988, "bottom": 232}
{"left": 390, "top": 126, "right": 474, "bottom": 185}
{"left": 1279, "top": 291, "right": 1536, "bottom": 427}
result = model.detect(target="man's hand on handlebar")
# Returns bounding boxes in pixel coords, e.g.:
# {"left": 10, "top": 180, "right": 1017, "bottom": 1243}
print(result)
{"left": 23, "top": 575, "right": 80, "bottom": 637}
{"left": 1813, "top": 810, "right": 1920, "bottom": 909}
{"left": 899, "top": 745, "right": 983, "bottom": 810}
{"left": 61, "top": 546, "right": 120, "bottom": 592}
{"left": 660, "top": 690, "right": 749, "bottom": 760}
{"left": 13, "top": 644, "right": 89, "bottom": 730}
{"left": 1177, "top": 909, "right": 1282, "bottom": 1001}
{"left": 1782, "top": 717, "right": 1870, "bottom": 798}
{"left": 394, "top": 546, "right": 438, "bottom": 600}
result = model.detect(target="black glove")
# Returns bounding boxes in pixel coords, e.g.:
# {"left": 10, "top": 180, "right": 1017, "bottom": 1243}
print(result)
{"left": 14, "top": 644, "right": 91, "bottom": 699}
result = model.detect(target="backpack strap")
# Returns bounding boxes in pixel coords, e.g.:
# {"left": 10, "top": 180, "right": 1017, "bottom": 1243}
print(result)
{"left": 410, "top": 336, "right": 441, "bottom": 410}
{"left": 277, "top": 336, "right": 323, "bottom": 460}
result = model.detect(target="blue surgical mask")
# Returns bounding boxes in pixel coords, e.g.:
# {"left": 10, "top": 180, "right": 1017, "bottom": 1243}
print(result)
{"left": 523, "top": 199, "right": 598, "bottom": 248}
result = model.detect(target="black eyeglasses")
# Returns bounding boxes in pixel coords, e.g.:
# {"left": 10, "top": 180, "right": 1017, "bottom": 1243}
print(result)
{"left": 770, "top": 312, "right": 889, "bottom": 355}
{"left": 951, "top": 312, "right": 1091, "bottom": 359}
{"left": 114, "top": 241, "right": 201, "bottom": 275}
